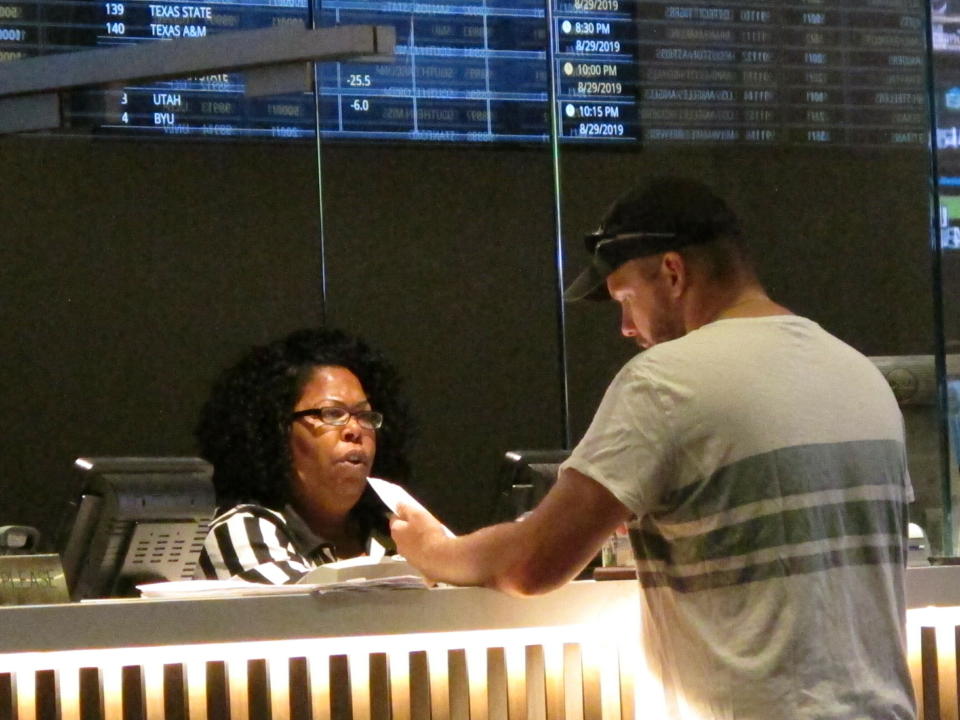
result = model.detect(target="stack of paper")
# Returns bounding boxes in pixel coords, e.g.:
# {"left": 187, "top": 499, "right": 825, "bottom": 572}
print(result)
{"left": 297, "top": 555, "right": 419, "bottom": 584}
{"left": 137, "top": 575, "right": 428, "bottom": 599}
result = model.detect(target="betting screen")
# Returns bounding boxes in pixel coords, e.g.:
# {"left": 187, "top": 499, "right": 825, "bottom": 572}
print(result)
{"left": 0, "top": 0, "right": 931, "bottom": 145}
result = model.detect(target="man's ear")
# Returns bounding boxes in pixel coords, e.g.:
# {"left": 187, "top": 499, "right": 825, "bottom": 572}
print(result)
{"left": 660, "top": 251, "right": 687, "bottom": 299}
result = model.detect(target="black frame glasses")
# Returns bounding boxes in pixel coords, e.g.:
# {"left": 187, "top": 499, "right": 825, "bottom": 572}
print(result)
{"left": 291, "top": 407, "right": 384, "bottom": 430}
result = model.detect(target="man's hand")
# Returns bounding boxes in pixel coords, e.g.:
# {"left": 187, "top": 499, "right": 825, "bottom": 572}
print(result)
{"left": 386, "top": 469, "right": 631, "bottom": 595}
{"left": 389, "top": 501, "right": 451, "bottom": 574}
{"left": 389, "top": 499, "right": 522, "bottom": 590}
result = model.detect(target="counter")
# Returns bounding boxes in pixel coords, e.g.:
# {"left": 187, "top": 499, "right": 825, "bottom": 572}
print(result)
{"left": 0, "top": 579, "right": 640, "bottom": 720}
{"left": 3, "top": 568, "right": 960, "bottom": 720}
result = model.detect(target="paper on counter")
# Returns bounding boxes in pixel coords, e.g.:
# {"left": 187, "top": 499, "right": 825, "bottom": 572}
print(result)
{"left": 367, "top": 477, "right": 456, "bottom": 537}
{"left": 311, "top": 575, "right": 428, "bottom": 595}
{"left": 137, "top": 576, "right": 429, "bottom": 599}
{"left": 137, "top": 580, "right": 314, "bottom": 598}
{"left": 296, "top": 555, "right": 414, "bottom": 584}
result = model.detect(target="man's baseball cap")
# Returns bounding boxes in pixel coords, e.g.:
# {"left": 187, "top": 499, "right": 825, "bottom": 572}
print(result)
{"left": 563, "top": 177, "right": 741, "bottom": 302}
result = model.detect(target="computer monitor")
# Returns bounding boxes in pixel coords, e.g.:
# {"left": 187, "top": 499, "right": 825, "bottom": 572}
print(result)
{"left": 59, "top": 456, "right": 216, "bottom": 600}
{"left": 492, "top": 449, "right": 570, "bottom": 523}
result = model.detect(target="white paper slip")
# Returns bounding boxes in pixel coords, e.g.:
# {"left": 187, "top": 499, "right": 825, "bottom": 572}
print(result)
{"left": 367, "top": 477, "right": 456, "bottom": 537}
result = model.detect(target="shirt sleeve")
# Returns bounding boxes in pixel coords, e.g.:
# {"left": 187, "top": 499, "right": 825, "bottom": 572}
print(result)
{"left": 561, "top": 361, "right": 676, "bottom": 517}
{"left": 196, "top": 505, "right": 315, "bottom": 584}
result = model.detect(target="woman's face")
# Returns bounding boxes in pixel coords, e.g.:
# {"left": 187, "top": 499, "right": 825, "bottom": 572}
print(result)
{"left": 289, "top": 365, "right": 377, "bottom": 518}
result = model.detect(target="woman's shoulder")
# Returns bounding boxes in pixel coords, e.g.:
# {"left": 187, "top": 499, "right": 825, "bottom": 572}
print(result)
{"left": 210, "top": 503, "right": 287, "bottom": 528}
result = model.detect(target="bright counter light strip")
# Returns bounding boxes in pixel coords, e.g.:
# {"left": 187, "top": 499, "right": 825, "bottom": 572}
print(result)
{"left": 906, "top": 605, "right": 960, "bottom": 720}
{"left": 0, "top": 617, "right": 638, "bottom": 673}
{"left": 14, "top": 602, "right": 959, "bottom": 720}
{"left": 0, "top": 621, "right": 643, "bottom": 720}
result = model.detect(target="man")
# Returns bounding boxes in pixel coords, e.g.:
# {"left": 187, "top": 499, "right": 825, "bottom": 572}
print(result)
{"left": 391, "top": 177, "right": 916, "bottom": 720}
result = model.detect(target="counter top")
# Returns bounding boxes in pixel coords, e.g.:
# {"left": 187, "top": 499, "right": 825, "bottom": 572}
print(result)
{"left": 906, "top": 564, "right": 960, "bottom": 608}
{"left": 0, "top": 564, "right": 957, "bottom": 656}
{"left": 0, "top": 579, "right": 640, "bottom": 655}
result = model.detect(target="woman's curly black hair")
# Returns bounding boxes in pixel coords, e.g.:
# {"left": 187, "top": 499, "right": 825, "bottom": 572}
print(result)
{"left": 195, "top": 327, "right": 413, "bottom": 510}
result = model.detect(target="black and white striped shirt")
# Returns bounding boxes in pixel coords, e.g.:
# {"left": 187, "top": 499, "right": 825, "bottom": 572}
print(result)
{"left": 196, "top": 483, "right": 395, "bottom": 584}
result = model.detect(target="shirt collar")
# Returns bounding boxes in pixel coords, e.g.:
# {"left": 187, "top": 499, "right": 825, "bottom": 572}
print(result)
{"left": 281, "top": 501, "right": 393, "bottom": 562}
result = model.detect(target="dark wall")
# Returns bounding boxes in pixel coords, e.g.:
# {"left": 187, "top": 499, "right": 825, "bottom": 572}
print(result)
{"left": 318, "top": 144, "right": 564, "bottom": 530}
{"left": 558, "top": 146, "right": 936, "bottom": 439}
{"left": 0, "top": 135, "right": 325, "bottom": 540}
{"left": 0, "top": 133, "right": 938, "bottom": 543}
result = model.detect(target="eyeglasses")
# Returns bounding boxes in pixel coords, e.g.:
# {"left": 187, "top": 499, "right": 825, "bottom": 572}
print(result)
{"left": 291, "top": 407, "right": 384, "bottom": 430}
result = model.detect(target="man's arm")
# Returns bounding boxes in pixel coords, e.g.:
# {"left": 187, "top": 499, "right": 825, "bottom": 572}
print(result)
{"left": 389, "top": 468, "right": 632, "bottom": 596}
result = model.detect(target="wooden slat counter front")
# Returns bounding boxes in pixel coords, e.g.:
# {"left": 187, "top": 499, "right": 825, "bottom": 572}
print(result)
{"left": 0, "top": 579, "right": 642, "bottom": 720}
{"left": 3, "top": 568, "right": 960, "bottom": 720}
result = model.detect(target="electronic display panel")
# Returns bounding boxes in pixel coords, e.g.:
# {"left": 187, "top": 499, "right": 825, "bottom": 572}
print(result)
{"left": 937, "top": 177, "right": 960, "bottom": 250}
{"left": 610, "top": 0, "right": 928, "bottom": 146}
{"left": 933, "top": 0, "right": 960, "bottom": 51}
{"left": 0, "top": 0, "right": 931, "bottom": 145}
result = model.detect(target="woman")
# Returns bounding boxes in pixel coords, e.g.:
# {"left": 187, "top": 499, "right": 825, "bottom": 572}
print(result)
{"left": 194, "top": 327, "right": 413, "bottom": 584}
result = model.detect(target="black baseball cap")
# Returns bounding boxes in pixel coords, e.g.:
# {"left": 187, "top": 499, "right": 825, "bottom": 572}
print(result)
{"left": 564, "top": 177, "right": 742, "bottom": 302}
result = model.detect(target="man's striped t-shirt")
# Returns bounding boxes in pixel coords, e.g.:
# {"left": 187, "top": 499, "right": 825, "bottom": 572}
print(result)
{"left": 563, "top": 315, "right": 915, "bottom": 720}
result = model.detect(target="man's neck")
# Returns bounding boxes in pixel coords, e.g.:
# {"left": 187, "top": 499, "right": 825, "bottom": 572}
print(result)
{"left": 688, "top": 282, "right": 793, "bottom": 330}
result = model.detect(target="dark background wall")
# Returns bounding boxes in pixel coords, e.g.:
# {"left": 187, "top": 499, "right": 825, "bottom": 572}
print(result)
{"left": 559, "top": 146, "right": 937, "bottom": 439}
{"left": 0, "top": 136, "right": 326, "bottom": 541}
{"left": 0, "top": 132, "right": 939, "bottom": 544}
{"left": 318, "top": 144, "right": 564, "bottom": 530}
